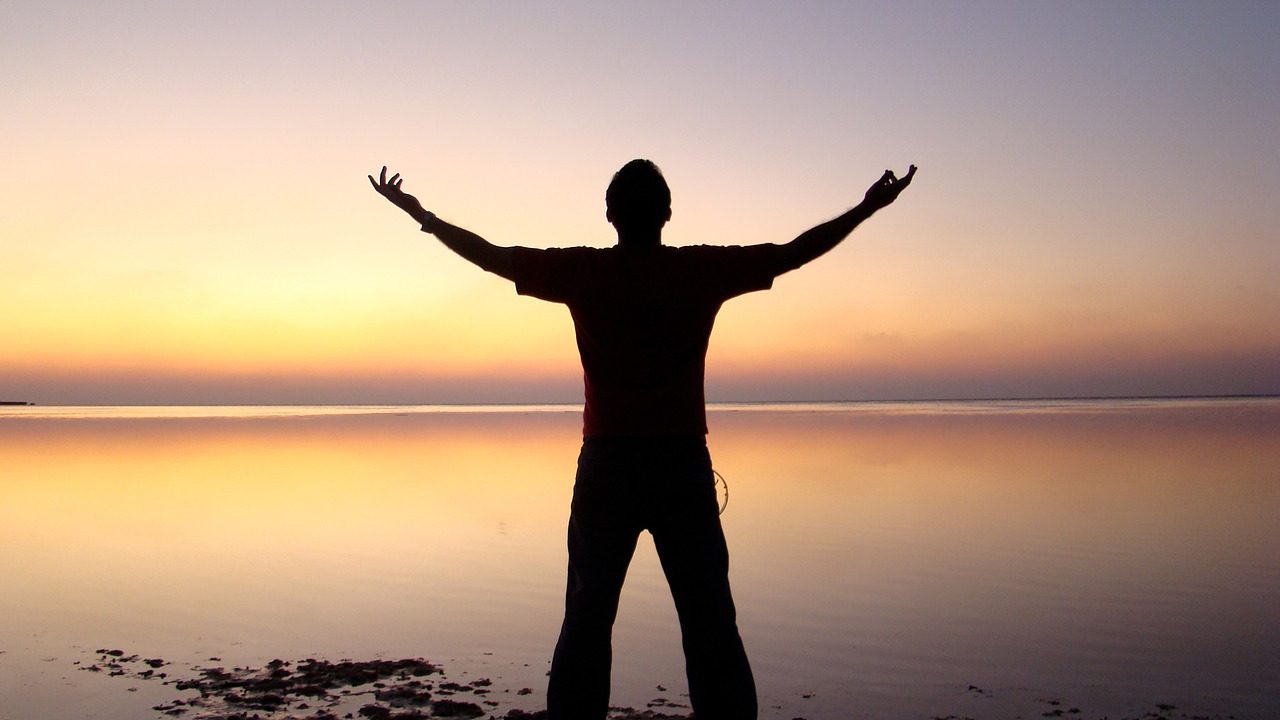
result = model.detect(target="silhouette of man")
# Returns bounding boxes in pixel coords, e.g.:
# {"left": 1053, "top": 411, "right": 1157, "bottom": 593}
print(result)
{"left": 370, "top": 159, "right": 915, "bottom": 719}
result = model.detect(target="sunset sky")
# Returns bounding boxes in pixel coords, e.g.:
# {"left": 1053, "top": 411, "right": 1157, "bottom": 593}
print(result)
{"left": 4, "top": 2, "right": 1278, "bottom": 404}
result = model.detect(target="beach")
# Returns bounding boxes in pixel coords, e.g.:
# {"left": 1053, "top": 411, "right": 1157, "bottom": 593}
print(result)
{"left": 2, "top": 399, "right": 1278, "bottom": 719}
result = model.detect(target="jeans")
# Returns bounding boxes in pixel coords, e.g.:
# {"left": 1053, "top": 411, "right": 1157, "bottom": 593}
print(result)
{"left": 547, "top": 437, "right": 757, "bottom": 720}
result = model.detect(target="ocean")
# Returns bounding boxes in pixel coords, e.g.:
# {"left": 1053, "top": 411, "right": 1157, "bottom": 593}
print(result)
{"left": 2, "top": 398, "right": 1277, "bottom": 719}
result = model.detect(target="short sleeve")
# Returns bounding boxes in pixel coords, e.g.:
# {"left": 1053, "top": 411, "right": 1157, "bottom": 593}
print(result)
{"left": 510, "top": 246, "right": 592, "bottom": 303}
{"left": 695, "top": 243, "right": 786, "bottom": 300}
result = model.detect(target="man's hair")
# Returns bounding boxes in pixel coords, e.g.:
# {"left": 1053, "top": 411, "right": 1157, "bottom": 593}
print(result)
{"left": 606, "top": 159, "right": 671, "bottom": 231}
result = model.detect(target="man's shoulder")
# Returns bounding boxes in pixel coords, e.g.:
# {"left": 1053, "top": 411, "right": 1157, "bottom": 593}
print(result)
{"left": 517, "top": 243, "right": 771, "bottom": 256}
{"left": 511, "top": 244, "right": 606, "bottom": 269}
{"left": 668, "top": 242, "right": 782, "bottom": 254}
{"left": 516, "top": 244, "right": 607, "bottom": 256}
{"left": 667, "top": 242, "right": 784, "bottom": 266}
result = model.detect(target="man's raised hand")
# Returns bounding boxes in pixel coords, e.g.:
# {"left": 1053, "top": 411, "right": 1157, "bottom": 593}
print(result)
{"left": 369, "top": 166, "right": 429, "bottom": 224}
{"left": 863, "top": 164, "right": 917, "bottom": 212}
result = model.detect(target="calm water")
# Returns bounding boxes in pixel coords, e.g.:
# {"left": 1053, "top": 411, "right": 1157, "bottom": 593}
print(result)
{"left": 1, "top": 399, "right": 1278, "bottom": 719}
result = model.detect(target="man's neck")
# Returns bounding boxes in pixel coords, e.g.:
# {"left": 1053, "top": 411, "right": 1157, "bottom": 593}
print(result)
{"left": 615, "top": 228, "right": 662, "bottom": 249}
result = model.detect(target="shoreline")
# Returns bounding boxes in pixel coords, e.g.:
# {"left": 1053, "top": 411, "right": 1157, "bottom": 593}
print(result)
{"left": 45, "top": 647, "right": 1249, "bottom": 720}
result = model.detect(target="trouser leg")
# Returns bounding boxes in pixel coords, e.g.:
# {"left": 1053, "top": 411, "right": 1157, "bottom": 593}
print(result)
{"left": 651, "top": 467, "right": 757, "bottom": 720}
{"left": 547, "top": 452, "right": 641, "bottom": 720}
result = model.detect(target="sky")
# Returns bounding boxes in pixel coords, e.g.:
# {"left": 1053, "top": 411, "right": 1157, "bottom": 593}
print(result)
{"left": 3, "top": 1, "right": 1278, "bottom": 404}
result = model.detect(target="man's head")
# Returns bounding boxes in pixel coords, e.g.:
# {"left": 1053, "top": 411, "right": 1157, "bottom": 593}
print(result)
{"left": 606, "top": 159, "right": 671, "bottom": 242}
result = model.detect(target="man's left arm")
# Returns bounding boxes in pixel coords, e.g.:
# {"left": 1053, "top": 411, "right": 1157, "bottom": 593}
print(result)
{"left": 776, "top": 164, "right": 916, "bottom": 274}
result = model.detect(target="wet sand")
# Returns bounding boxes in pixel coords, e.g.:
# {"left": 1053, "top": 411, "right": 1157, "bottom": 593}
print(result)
{"left": 61, "top": 647, "right": 1244, "bottom": 720}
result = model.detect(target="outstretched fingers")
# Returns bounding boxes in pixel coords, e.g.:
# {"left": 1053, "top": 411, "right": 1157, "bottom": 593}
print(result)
{"left": 369, "top": 166, "right": 410, "bottom": 198}
{"left": 884, "top": 165, "right": 916, "bottom": 193}
{"left": 864, "top": 164, "right": 917, "bottom": 208}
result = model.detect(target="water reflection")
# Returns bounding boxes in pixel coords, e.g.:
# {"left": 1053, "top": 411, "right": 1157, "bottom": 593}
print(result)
{"left": 1, "top": 400, "right": 1277, "bottom": 718}
{"left": 0, "top": 413, "right": 579, "bottom": 662}
{"left": 709, "top": 404, "right": 1280, "bottom": 716}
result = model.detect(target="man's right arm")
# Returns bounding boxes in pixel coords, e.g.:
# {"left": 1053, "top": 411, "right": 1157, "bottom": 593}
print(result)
{"left": 421, "top": 214, "right": 515, "bottom": 281}
{"left": 369, "top": 166, "right": 516, "bottom": 281}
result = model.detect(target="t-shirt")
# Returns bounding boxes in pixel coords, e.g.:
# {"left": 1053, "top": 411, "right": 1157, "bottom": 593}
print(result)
{"left": 511, "top": 243, "right": 784, "bottom": 437}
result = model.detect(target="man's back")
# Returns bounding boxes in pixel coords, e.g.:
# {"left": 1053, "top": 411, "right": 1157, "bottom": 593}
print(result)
{"left": 511, "top": 243, "right": 783, "bottom": 436}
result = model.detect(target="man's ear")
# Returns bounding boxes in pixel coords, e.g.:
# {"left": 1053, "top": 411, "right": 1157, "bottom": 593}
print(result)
{"left": 606, "top": 208, "right": 615, "bottom": 225}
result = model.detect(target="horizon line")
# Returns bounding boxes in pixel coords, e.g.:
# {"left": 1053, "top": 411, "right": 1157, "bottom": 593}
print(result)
{"left": 5, "top": 393, "right": 1278, "bottom": 408}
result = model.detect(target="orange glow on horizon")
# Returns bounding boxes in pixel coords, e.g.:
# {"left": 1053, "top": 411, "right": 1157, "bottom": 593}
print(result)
{"left": 4, "top": 3, "right": 1278, "bottom": 403}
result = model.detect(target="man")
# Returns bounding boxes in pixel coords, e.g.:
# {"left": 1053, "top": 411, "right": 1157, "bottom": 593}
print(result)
{"left": 370, "top": 159, "right": 915, "bottom": 720}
